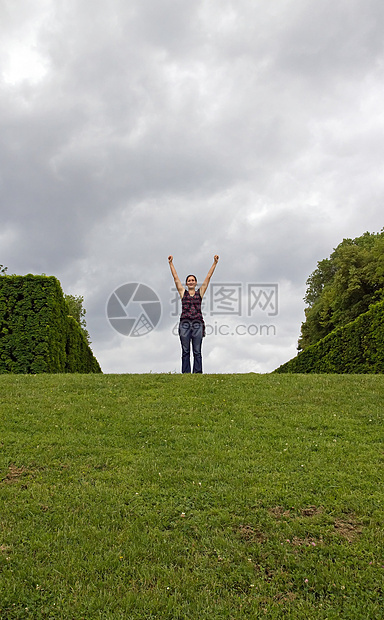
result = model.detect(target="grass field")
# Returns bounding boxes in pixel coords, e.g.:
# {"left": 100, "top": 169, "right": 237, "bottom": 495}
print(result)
{"left": 0, "top": 373, "right": 383, "bottom": 619}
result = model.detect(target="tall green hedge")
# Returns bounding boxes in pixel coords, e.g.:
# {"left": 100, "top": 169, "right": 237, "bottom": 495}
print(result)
{"left": 65, "top": 316, "right": 101, "bottom": 373}
{"left": 0, "top": 275, "right": 101, "bottom": 374}
{"left": 274, "top": 299, "right": 384, "bottom": 374}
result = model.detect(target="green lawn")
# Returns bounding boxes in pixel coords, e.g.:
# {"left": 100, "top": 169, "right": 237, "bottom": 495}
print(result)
{"left": 0, "top": 373, "right": 383, "bottom": 619}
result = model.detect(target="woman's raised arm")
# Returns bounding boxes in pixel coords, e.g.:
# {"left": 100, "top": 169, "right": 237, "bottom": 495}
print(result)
{"left": 168, "top": 255, "right": 185, "bottom": 298}
{"left": 199, "top": 255, "right": 219, "bottom": 298}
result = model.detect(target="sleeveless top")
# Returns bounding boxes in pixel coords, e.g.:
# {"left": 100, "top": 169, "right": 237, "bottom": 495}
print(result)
{"left": 180, "top": 289, "right": 205, "bottom": 334}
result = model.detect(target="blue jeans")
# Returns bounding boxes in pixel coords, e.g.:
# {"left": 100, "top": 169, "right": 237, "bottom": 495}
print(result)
{"left": 178, "top": 320, "right": 203, "bottom": 373}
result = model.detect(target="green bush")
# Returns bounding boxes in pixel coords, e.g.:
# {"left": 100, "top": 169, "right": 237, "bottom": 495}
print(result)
{"left": 275, "top": 299, "right": 384, "bottom": 374}
{"left": 0, "top": 275, "right": 101, "bottom": 374}
{"left": 65, "top": 316, "right": 101, "bottom": 373}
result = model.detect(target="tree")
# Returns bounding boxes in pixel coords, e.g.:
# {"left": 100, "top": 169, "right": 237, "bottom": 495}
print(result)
{"left": 298, "top": 230, "right": 384, "bottom": 350}
{"left": 0, "top": 265, "right": 8, "bottom": 275}
{"left": 64, "top": 294, "right": 91, "bottom": 344}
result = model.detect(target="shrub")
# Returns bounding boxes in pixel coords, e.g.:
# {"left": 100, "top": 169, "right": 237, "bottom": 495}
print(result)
{"left": 65, "top": 316, "right": 101, "bottom": 373}
{"left": 0, "top": 275, "right": 101, "bottom": 374}
{"left": 275, "top": 299, "right": 384, "bottom": 374}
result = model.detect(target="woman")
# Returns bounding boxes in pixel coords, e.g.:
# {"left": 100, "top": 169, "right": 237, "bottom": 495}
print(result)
{"left": 168, "top": 255, "right": 219, "bottom": 373}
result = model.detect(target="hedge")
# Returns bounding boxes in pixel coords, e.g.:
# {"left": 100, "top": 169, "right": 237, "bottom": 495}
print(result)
{"left": 65, "top": 316, "right": 101, "bottom": 373}
{"left": 274, "top": 299, "right": 384, "bottom": 374}
{"left": 0, "top": 275, "right": 101, "bottom": 374}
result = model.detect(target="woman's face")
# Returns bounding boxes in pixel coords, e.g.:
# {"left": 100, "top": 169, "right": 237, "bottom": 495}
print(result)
{"left": 186, "top": 276, "right": 197, "bottom": 288}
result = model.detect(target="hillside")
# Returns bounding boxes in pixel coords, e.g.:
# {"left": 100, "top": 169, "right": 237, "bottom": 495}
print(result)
{"left": 0, "top": 373, "right": 383, "bottom": 619}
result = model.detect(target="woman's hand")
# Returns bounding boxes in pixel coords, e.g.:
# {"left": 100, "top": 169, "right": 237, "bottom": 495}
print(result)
{"left": 168, "top": 255, "right": 173, "bottom": 263}
{"left": 214, "top": 255, "right": 219, "bottom": 264}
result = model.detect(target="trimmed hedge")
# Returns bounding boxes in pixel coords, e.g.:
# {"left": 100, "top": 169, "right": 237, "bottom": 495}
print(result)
{"left": 65, "top": 316, "right": 101, "bottom": 373}
{"left": 274, "top": 299, "right": 384, "bottom": 374}
{"left": 0, "top": 275, "right": 101, "bottom": 374}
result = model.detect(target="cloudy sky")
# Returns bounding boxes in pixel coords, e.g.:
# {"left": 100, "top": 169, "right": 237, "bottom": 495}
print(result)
{"left": 2, "top": 0, "right": 384, "bottom": 374}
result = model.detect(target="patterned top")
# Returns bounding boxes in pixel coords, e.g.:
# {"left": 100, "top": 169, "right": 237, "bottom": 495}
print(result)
{"left": 180, "top": 289, "right": 205, "bottom": 332}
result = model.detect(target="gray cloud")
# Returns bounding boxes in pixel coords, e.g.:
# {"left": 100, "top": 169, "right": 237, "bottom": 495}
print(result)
{"left": 1, "top": 0, "right": 384, "bottom": 372}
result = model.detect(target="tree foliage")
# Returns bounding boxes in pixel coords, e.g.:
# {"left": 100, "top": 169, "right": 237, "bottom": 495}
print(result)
{"left": 64, "top": 294, "right": 90, "bottom": 344}
{"left": 298, "top": 230, "right": 384, "bottom": 350}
